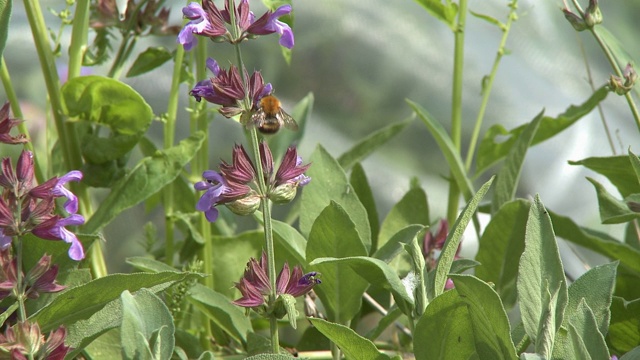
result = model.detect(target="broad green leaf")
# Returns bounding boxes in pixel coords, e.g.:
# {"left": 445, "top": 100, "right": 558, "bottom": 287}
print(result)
{"left": 475, "top": 200, "right": 529, "bottom": 309}
{"left": 378, "top": 185, "right": 429, "bottom": 250}
{"left": 586, "top": 177, "right": 640, "bottom": 224}
{"left": 517, "top": 195, "right": 567, "bottom": 357}
{"left": 628, "top": 149, "right": 640, "bottom": 184}
{"left": 432, "top": 177, "right": 494, "bottom": 298}
{"left": 412, "top": 0, "right": 458, "bottom": 30}
{"left": 548, "top": 210, "right": 640, "bottom": 273}
{"left": 308, "top": 318, "right": 391, "bottom": 360}
{"left": 267, "top": 92, "right": 313, "bottom": 161}
{"left": 365, "top": 307, "right": 402, "bottom": 341}
{"left": 187, "top": 284, "right": 253, "bottom": 345}
{"left": 607, "top": 297, "right": 640, "bottom": 354}
{"left": 21, "top": 232, "right": 99, "bottom": 274}
{"left": 477, "top": 87, "right": 608, "bottom": 175}
{"left": 245, "top": 355, "right": 297, "bottom": 360}
{"left": 620, "top": 346, "right": 640, "bottom": 360}
{"left": 121, "top": 289, "right": 175, "bottom": 360}
{"left": 126, "top": 257, "right": 178, "bottom": 273}
{"left": 569, "top": 155, "right": 640, "bottom": 198}
{"left": 209, "top": 231, "right": 263, "bottom": 297}
{"left": 404, "top": 234, "right": 428, "bottom": 315}
{"left": 565, "top": 262, "right": 617, "bottom": 334}
{"left": 408, "top": 100, "right": 474, "bottom": 201}
{"left": 62, "top": 76, "right": 153, "bottom": 165}
{"left": 309, "top": 256, "right": 414, "bottom": 316}
{"left": 337, "top": 118, "right": 413, "bottom": 170}
{"left": 83, "top": 329, "right": 123, "bottom": 360}
{"left": 126, "top": 47, "right": 173, "bottom": 77}
{"left": 615, "top": 265, "right": 640, "bottom": 300}
{"left": 306, "top": 202, "right": 369, "bottom": 324}
{"left": 31, "top": 272, "right": 201, "bottom": 333}
{"left": 0, "top": 0, "right": 10, "bottom": 58}
{"left": 300, "top": 145, "right": 371, "bottom": 252}
{"left": 270, "top": 218, "right": 307, "bottom": 266}
{"left": 414, "top": 290, "right": 476, "bottom": 360}
{"left": 566, "top": 300, "right": 609, "bottom": 360}
{"left": 450, "top": 275, "right": 517, "bottom": 360}
{"left": 373, "top": 225, "right": 424, "bottom": 263}
{"left": 83, "top": 132, "right": 205, "bottom": 233}
{"left": 350, "top": 163, "right": 380, "bottom": 250}
{"left": 491, "top": 112, "right": 543, "bottom": 213}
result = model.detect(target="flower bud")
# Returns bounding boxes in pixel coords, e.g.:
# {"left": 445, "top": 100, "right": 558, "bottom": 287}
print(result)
{"left": 562, "top": 9, "right": 587, "bottom": 32}
{"left": 608, "top": 63, "right": 637, "bottom": 95}
{"left": 225, "top": 191, "right": 261, "bottom": 216}
{"left": 269, "top": 183, "right": 297, "bottom": 204}
{"left": 584, "top": 0, "right": 602, "bottom": 27}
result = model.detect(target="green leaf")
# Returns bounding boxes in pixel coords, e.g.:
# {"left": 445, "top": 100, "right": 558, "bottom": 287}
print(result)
{"left": 126, "top": 47, "right": 173, "bottom": 77}
{"left": 0, "top": 0, "right": 11, "bottom": 58}
{"left": 373, "top": 225, "right": 424, "bottom": 263}
{"left": 350, "top": 163, "right": 380, "bottom": 250}
{"left": 31, "top": 272, "right": 201, "bottom": 333}
{"left": 450, "top": 275, "right": 517, "bottom": 359}
{"left": 432, "top": 177, "right": 494, "bottom": 298}
{"left": 408, "top": 100, "right": 474, "bottom": 201}
{"left": 267, "top": 92, "right": 313, "bottom": 161}
{"left": 566, "top": 262, "right": 617, "bottom": 334}
{"left": 477, "top": 87, "right": 608, "bottom": 175}
{"left": 120, "top": 289, "right": 175, "bottom": 360}
{"left": 306, "top": 202, "right": 369, "bottom": 324}
{"left": 308, "top": 318, "right": 391, "bottom": 360}
{"left": 209, "top": 231, "right": 263, "bottom": 297}
{"left": 414, "top": 290, "right": 475, "bottom": 360}
{"left": 608, "top": 297, "right": 640, "bottom": 354}
{"left": 620, "top": 346, "right": 640, "bottom": 360}
{"left": 378, "top": 185, "right": 429, "bottom": 250}
{"left": 126, "top": 257, "right": 178, "bottom": 273}
{"left": 309, "top": 256, "right": 414, "bottom": 316}
{"left": 364, "top": 307, "right": 402, "bottom": 341}
{"left": 300, "top": 145, "right": 371, "bottom": 252}
{"left": 586, "top": 177, "right": 640, "bottom": 224}
{"left": 337, "top": 118, "right": 413, "bottom": 170}
{"left": 517, "top": 195, "right": 568, "bottom": 358}
{"left": 469, "top": 10, "right": 504, "bottom": 28}
{"left": 548, "top": 211, "right": 640, "bottom": 273}
{"left": 566, "top": 300, "right": 610, "bottom": 360}
{"left": 245, "top": 354, "right": 296, "bottom": 360}
{"left": 491, "top": 111, "right": 543, "bottom": 213}
{"left": 628, "top": 149, "right": 640, "bottom": 185}
{"left": 187, "top": 284, "right": 253, "bottom": 345}
{"left": 476, "top": 200, "right": 529, "bottom": 309}
{"left": 271, "top": 218, "right": 307, "bottom": 266}
{"left": 61, "top": 76, "right": 153, "bottom": 165}
{"left": 411, "top": 0, "right": 458, "bottom": 30}
{"left": 569, "top": 155, "right": 640, "bottom": 198}
{"left": 83, "top": 132, "right": 205, "bottom": 233}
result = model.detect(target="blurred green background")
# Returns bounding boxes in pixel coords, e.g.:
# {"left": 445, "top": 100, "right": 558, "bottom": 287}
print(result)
{"left": 1, "top": 0, "right": 639, "bottom": 275}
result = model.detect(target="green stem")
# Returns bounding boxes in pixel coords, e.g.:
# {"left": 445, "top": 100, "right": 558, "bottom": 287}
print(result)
{"left": 465, "top": 1, "right": 518, "bottom": 171}
{"left": 15, "top": 236, "right": 27, "bottom": 322}
{"left": 162, "top": 46, "right": 186, "bottom": 267}
{"left": 446, "top": 0, "right": 469, "bottom": 223}
{"left": 589, "top": 28, "right": 640, "bottom": 132}
{"left": 0, "top": 57, "right": 45, "bottom": 184}
{"left": 107, "top": 35, "right": 136, "bottom": 79}
{"left": 67, "top": 0, "right": 90, "bottom": 79}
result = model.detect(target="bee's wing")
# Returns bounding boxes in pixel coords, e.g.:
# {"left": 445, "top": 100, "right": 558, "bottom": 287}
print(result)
{"left": 248, "top": 109, "right": 266, "bottom": 129}
{"left": 277, "top": 109, "right": 299, "bottom": 131}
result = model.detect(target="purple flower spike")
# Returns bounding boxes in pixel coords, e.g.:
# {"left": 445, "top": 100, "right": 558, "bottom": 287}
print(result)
{"left": 52, "top": 171, "right": 83, "bottom": 214}
{"left": 32, "top": 214, "right": 86, "bottom": 261}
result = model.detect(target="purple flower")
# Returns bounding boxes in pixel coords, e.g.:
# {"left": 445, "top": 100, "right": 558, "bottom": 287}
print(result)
{"left": 233, "top": 252, "right": 320, "bottom": 309}
{"left": 274, "top": 146, "right": 311, "bottom": 187}
{"left": 25, "top": 255, "right": 66, "bottom": 299}
{"left": 246, "top": 4, "right": 294, "bottom": 49}
{"left": 177, "top": 2, "right": 228, "bottom": 51}
{"left": 32, "top": 215, "right": 85, "bottom": 261}
{"left": 0, "top": 229, "right": 10, "bottom": 250}
{"left": 194, "top": 170, "right": 228, "bottom": 222}
{"left": 52, "top": 171, "right": 83, "bottom": 214}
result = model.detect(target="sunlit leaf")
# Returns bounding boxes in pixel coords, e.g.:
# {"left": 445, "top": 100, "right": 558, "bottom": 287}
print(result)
{"left": 308, "top": 318, "right": 391, "bottom": 360}
{"left": 586, "top": 177, "right": 640, "bottom": 224}
{"left": 0, "top": 0, "right": 11, "bottom": 58}
{"left": 569, "top": 155, "right": 640, "bottom": 198}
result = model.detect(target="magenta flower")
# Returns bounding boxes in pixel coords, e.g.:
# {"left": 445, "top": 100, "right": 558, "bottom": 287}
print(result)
{"left": 52, "top": 171, "right": 83, "bottom": 214}
{"left": 233, "top": 252, "right": 320, "bottom": 309}
{"left": 0, "top": 322, "right": 71, "bottom": 360}
{"left": 32, "top": 215, "right": 85, "bottom": 261}
{"left": 0, "top": 102, "right": 28, "bottom": 145}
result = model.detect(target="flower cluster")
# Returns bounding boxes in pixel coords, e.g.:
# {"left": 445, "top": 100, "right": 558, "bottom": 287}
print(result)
{"left": 0, "top": 249, "right": 66, "bottom": 300}
{"left": 177, "top": 0, "right": 294, "bottom": 51}
{"left": 91, "top": 0, "right": 181, "bottom": 37}
{"left": 0, "top": 322, "right": 71, "bottom": 360}
{"left": 423, "top": 220, "right": 459, "bottom": 290}
{"left": 190, "top": 58, "right": 270, "bottom": 117}
{"left": 233, "top": 252, "right": 320, "bottom": 312}
{"left": 195, "top": 142, "right": 310, "bottom": 222}
{"left": 0, "top": 151, "right": 85, "bottom": 261}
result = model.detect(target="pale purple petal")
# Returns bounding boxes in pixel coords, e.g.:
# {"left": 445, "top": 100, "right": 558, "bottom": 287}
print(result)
{"left": 53, "top": 171, "right": 83, "bottom": 214}
{"left": 0, "top": 229, "right": 11, "bottom": 250}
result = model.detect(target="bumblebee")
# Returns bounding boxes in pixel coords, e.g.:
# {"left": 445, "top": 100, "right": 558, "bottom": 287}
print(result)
{"left": 250, "top": 95, "right": 298, "bottom": 134}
